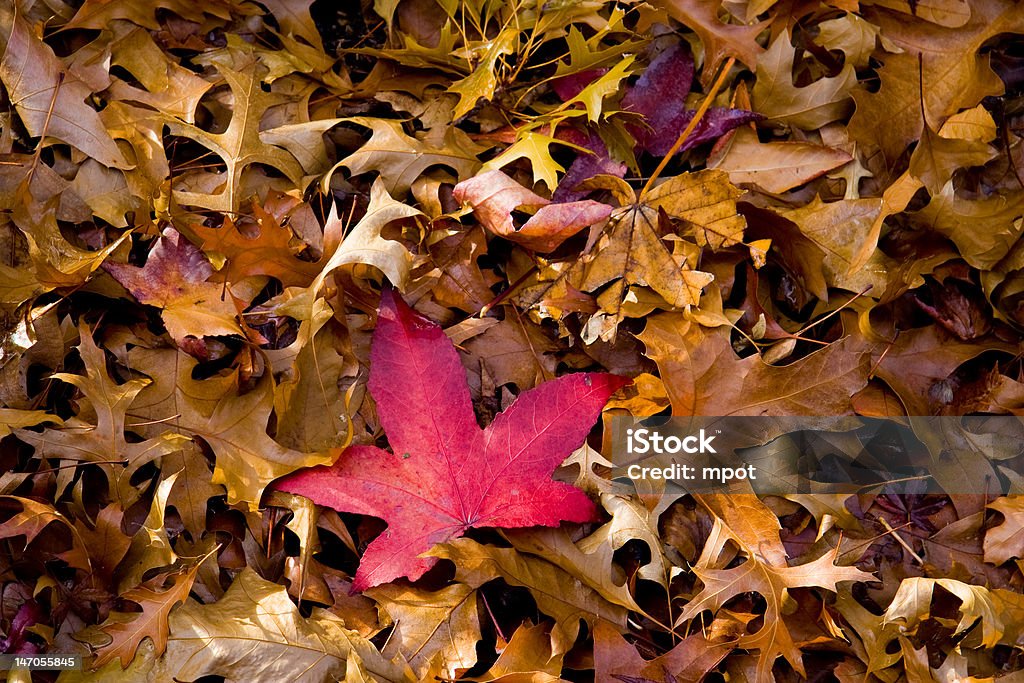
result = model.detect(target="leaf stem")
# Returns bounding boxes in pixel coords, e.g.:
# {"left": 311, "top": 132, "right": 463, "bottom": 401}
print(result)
{"left": 477, "top": 266, "right": 537, "bottom": 317}
{"left": 790, "top": 285, "right": 872, "bottom": 338}
{"left": 639, "top": 56, "right": 736, "bottom": 200}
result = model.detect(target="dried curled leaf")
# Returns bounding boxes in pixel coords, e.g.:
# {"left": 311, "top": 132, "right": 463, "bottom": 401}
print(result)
{"left": 163, "top": 568, "right": 411, "bottom": 682}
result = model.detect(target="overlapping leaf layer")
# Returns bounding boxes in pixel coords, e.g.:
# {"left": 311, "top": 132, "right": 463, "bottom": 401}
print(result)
{"left": 1, "top": 0, "right": 1024, "bottom": 681}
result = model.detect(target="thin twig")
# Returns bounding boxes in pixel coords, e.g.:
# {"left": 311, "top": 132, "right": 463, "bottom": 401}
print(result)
{"left": 640, "top": 56, "right": 737, "bottom": 199}
{"left": 878, "top": 517, "right": 925, "bottom": 564}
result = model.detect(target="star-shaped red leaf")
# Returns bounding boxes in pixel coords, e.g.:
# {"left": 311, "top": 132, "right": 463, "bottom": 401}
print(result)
{"left": 272, "top": 290, "right": 622, "bottom": 589}
{"left": 273, "top": 289, "right": 627, "bottom": 591}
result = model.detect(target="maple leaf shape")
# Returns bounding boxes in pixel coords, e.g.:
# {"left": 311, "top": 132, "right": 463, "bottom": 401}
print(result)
{"left": 273, "top": 289, "right": 627, "bottom": 590}
{"left": 189, "top": 197, "right": 321, "bottom": 288}
{"left": 104, "top": 227, "right": 243, "bottom": 345}
{"left": 517, "top": 172, "right": 738, "bottom": 340}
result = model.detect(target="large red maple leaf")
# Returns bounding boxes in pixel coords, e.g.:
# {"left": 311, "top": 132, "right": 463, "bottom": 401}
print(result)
{"left": 273, "top": 289, "right": 627, "bottom": 590}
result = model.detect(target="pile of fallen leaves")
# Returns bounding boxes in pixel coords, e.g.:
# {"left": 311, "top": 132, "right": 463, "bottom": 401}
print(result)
{"left": 2, "top": 0, "right": 1024, "bottom": 680}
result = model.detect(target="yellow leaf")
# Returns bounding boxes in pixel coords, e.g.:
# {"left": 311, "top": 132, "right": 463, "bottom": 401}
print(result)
{"left": 367, "top": 583, "right": 480, "bottom": 678}
{"left": 449, "top": 28, "right": 519, "bottom": 119}
{"left": 165, "top": 568, "right": 413, "bottom": 682}
{"left": 752, "top": 30, "right": 856, "bottom": 130}
{"left": 128, "top": 348, "right": 335, "bottom": 510}
{"left": 328, "top": 117, "right": 484, "bottom": 196}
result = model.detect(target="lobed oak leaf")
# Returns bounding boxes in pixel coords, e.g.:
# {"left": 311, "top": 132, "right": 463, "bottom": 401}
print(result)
{"left": 813, "top": 13, "right": 883, "bottom": 69}
{"left": 89, "top": 560, "right": 206, "bottom": 669}
{"left": 312, "top": 177, "right": 424, "bottom": 291}
{"left": 62, "top": 0, "right": 236, "bottom": 30}
{"left": 432, "top": 536, "right": 629, "bottom": 656}
{"left": 14, "top": 325, "right": 190, "bottom": 507}
{"left": 752, "top": 30, "right": 857, "bottom": 130}
{"left": 910, "top": 181, "right": 1024, "bottom": 271}
{"left": 907, "top": 113, "right": 997, "bottom": 196}
{"left": 162, "top": 568, "right": 411, "bottom": 682}
{"left": 367, "top": 583, "right": 481, "bottom": 678}
{"left": 0, "top": 496, "right": 91, "bottom": 572}
{"left": 882, "top": 577, "right": 1024, "bottom": 649}
{"left": 849, "top": 0, "right": 1024, "bottom": 170}
{"left": 640, "top": 315, "right": 870, "bottom": 416}
{"left": 0, "top": 409, "right": 62, "bottom": 438}
{"left": 259, "top": 0, "right": 323, "bottom": 50}
{"left": 127, "top": 347, "right": 334, "bottom": 510}
{"left": 106, "top": 24, "right": 213, "bottom": 124}
{"left": 116, "top": 472, "right": 183, "bottom": 591}
{"left": 329, "top": 117, "right": 485, "bottom": 196}
{"left": 676, "top": 516, "right": 874, "bottom": 681}
{"left": 73, "top": 505, "right": 131, "bottom": 585}
{"left": 273, "top": 288, "right": 627, "bottom": 590}
{"left": 663, "top": 0, "right": 766, "bottom": 77}
{"left": 861, "top": 0, "right": 970, "bottom": 28}
{"left": 872, "top": 325, "right": 1014, "bottom": 416}
{"left": 189, "top": 199, "right": 322, "bottom": 288}
{"left": 3, "top": 190, "right": 129, "bottom": 304}
{"left": 163, "top": 46, "right": 306, "bottom": 212}
{"left": 577, "top": 493, "right": 671, "bottom": 586}
{"left": 504, "top": 526, "right": 641, "bottom": 613}
{"left": 778, "top": 196, "right": 890, "bottom": 293}
{"left": 847, "top": 105, "right": 999, "bottom": 272}
{"left": 985, "top": 497, "right": 1024, "bottom": 565}
{"left": 468, "top": 623, "right": 562, "bottom": 682}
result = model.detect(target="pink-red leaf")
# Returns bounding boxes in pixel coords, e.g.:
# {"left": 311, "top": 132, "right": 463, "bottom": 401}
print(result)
{"left": 273, "top": 289, "right": 626, "bottom": 590}
{"left": 552, "top": 43, "right": 760, "bottom": 199}
{"left": 454, "top": 170, "right": 612, "bottom": 252}
{"left": 622, "top": 43, "right": 761, "bottom": 155}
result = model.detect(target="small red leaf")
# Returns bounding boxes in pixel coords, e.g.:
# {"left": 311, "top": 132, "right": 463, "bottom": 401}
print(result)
{"left": 273, "top": 288, "right": 627, "bottom": 590}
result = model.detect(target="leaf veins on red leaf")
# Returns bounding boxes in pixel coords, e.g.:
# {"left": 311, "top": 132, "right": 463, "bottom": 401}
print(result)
{"left": 272, "top": 288, "right": 628, "bottom": 591}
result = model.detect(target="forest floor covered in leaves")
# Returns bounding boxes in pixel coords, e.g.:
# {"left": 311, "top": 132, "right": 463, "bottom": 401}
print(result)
{"left": 2, "top": 0, "right": 1024, "bottom": 681}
